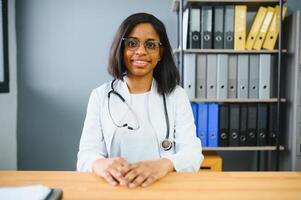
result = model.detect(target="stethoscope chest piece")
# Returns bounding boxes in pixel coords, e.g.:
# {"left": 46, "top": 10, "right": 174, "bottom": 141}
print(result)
{"left": 161, "top": 139, "right": 173, "bottom": 151}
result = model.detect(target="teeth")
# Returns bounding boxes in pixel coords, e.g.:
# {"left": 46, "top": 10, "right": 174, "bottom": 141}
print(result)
{"left": 133, "top": 60, "right": 148, "bottom": 64}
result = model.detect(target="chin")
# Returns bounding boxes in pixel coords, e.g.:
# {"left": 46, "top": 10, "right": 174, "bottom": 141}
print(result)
{"left": 128, "top": 69, "right": 152, "bottom": 77}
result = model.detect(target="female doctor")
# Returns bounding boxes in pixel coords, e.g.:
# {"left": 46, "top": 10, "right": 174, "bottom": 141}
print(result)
{"left": 77, "top": 13, "right": 203, "bottom": 188}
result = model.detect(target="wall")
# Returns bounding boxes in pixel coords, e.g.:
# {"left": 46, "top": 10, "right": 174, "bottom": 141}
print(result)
{"left": 0, "top": 0, "right": 17, "bottom": 170}
{"left": 12, "top": 0, "right": 301, "bottom": 171}
{"left": 16, "top": 0, "right": 177, "bottom": 170}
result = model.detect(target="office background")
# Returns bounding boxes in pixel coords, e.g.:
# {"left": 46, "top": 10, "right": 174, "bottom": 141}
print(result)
{"left": 0, "top": 0, "right": 301, "bottom": 171}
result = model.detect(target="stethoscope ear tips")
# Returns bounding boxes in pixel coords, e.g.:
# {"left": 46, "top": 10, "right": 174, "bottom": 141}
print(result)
{"left": 122, "top": 123, "right": 134, "bottom": 130}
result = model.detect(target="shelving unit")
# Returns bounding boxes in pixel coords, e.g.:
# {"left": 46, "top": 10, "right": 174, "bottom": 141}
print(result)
{"left": 173, "top": 49, "right": 287, "bottom": 54}
{"left": 203, "top": 146, "right": 285, "bottom": 151}
{"left": 172, "top": 0, "right": 284, "bottom": 12}
{"left": 190, "top": 98, "right": 286, "bottom": 103}
{"left": 173, "top": 0, "right": 286, "bottom": 170}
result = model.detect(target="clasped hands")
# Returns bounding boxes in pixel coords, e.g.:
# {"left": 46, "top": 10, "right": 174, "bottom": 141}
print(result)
{"left": 92, "top": 157, "right": 174, "bottom": 188}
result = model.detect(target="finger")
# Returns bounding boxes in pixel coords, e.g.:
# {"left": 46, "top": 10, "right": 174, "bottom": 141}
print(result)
{"left": 116, "top": 164, "right": 134, "bottom": 186}
{"left": 118, "top": 163, "right": 132, "bottom": 176}
{"left": 102, "top": 171, "right": 118, "bottom": 186}
{"left": 128, "top": 173, "right": 148, "bottom": 188}
{"left": 122, "top": 163, "right": 139, "bottom": 176}
{"left": 124, "top": 167, "right": 140, "bottom": 184}
{"left": 141, "top": 175, "right": 157, "bottom": 187}
{"left": 107, "top": 167, "right": 125, "bottom": 184}
{"left": 112, "top": 157, "right": 131, "bottom": 175}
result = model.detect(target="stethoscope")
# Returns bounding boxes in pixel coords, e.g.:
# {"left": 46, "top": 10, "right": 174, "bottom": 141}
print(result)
{"left": 107, "top": 79, "right": 173, "bottom": 151}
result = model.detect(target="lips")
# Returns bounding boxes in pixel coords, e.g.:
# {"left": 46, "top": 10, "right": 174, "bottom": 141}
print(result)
{"left": 131, "top": 59, "right": 151, "bottom": 67}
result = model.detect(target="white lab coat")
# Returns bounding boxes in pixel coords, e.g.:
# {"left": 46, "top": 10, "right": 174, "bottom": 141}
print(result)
{"left": 77, "top": 79, "right": 203, "bottom": 172}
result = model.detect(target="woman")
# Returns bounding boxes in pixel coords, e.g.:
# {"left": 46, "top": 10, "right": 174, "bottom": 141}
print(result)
{"left": 77, "top": 13, "right": 203, "bottom": 188}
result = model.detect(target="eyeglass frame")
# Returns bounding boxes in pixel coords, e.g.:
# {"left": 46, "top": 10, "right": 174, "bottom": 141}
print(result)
{"left": 122, "top": 37, "right": 163, "bottom": 53}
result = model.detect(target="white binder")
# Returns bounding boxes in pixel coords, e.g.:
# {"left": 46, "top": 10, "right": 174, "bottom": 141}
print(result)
{"left": 259, "top": 54, "right": 271, "bottom": 99}
{"left": 183, "top": 8, "right": 189, "bottom": 49}
{"left": 206, "top": 54, "right": 217, "bottom": 98}
{"left": 196, "top": 54, "right": 207, "bottom": 98}
{"left": 184, "top": 54, "right": 196, "bottom": 99}
{"left": 237, "top": 55, "right": 249, "bottom": 99}
{"left": 217, "top": 54, "right": 228, "bottom": 99}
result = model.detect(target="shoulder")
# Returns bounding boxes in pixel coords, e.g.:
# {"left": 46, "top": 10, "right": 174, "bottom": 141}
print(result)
{"left": 90, "top": 81, "right": 113, "bottom": 101}
{"left": 168, "top": 85, "right": 189, "bottom": 100}
{"left": 165, "top": 85, "right": 190, "bottom": 107}
{"left": 94, "top": 81, "right": 111, "bottom": 94}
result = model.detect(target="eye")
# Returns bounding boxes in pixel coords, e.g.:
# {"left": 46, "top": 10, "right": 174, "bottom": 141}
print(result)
{"left": 145, "top": 41, "right": 158, "bottom": 49}
{"left": 125, "top": 38, "right": 139, "bottom": 48}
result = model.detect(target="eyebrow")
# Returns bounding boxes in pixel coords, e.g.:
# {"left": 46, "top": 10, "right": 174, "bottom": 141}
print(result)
{"left": 127, "top": 36, "right": 157, "bottom": 41}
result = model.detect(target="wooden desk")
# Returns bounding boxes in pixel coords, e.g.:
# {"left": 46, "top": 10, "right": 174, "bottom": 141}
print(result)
{"left": 0, "top": 171, "right": 301, "bottom": 200}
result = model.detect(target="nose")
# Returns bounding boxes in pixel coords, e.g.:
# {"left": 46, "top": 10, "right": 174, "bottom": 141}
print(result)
{"left": 135, "top": 43, "right": 147, "bottom": 55}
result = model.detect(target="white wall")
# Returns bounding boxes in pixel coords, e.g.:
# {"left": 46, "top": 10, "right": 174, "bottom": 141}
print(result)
{"left": 0, "top": 0, "right": 17, "bottom": 170}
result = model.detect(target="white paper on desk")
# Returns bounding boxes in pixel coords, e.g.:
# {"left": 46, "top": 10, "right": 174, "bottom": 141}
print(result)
{"left": 0, "top": 184, "right": 51, "bottom": 200}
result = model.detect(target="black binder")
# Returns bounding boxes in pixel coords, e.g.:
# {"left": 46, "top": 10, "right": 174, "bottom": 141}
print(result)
{"left": 213, "top": 6, "right": 224, "bottom": 49}
{"left": 219, "top": 103, "right": 229, "bottom": 146}
{"left": 257, "top": 103, "right": 268, "bottom": 146}
{"left": 224, "top": 5, "right": 234, "bottom": 49}
{"left": 191, "top": 31, "right": 201, "bottom": 48}
{"left": 201, "top": 6, "right": 213, "bottom": 49}
{"left": 268, "top": 103, "right": 277, "bottom": 146}
{"left": 247, "top": 103, "right": 257, "bottom": 146}
{"left": 229, "top": 104, "right": 240, "bottom": 146}
{"left": 239, "top": 104, "right": 248, "bottom": 146}
{"left": 190, "top": 7, "right": 201, "bottom": 48}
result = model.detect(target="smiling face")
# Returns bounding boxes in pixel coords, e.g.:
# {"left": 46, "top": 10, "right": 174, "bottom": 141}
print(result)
{"left": 123, "top": 23, "right": 163, "bottom": 80}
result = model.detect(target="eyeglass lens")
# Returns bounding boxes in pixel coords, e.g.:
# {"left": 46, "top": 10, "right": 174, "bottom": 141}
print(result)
{"left": 124, "top": 38, "right": 161, "bottom": 52}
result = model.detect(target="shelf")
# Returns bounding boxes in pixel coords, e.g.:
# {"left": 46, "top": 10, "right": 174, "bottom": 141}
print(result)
{"left": 172, "top": 0, "right": 283, "bottom": 12}
{"left": 190, "top": 98, "right": 286, "bottom": 103}
{"left": 173, "top": 49, "right": 287, "bottom": 54}
{"left": 203, "top": 146, "right": 285, "bottom": 151}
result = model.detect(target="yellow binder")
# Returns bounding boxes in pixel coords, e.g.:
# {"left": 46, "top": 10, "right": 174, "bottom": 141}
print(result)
{"left": 246, "top": 7, "right": 267, "bottom": 50}
{"left": 263, "top": 6, "right": 287, "bottom": 50}
{"left": 253, "top": 7, "right": 275, "bottom": 50}
{"left": 234, "top": 5, "right": 247, "bottom": 50}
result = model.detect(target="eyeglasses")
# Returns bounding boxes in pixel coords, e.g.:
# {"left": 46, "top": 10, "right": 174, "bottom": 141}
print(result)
{"left": 122, "top": 37, "right": 162, "bottom": 53}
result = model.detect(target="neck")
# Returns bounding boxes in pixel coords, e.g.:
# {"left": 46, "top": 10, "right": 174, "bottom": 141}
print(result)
{"left": 125, "top": 75, "right": 153, "bottom": 94}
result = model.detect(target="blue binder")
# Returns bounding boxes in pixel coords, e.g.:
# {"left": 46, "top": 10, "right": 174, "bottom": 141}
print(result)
{"left": 191, "top": 103, "right": 198, "bottom": 128}
{"left": 197, "top": 103, "right": 208, "bottom": 147}
{"left": 208, "top": 103, "right": 219, "bottom": 147}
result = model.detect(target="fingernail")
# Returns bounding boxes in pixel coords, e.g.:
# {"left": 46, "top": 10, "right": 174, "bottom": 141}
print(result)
{"left": 120, "top": 180, "right": 126, "bottom": 186}
{"left": 129, "top": 183, "right": 135, "bottom": 188}
{"left": 111, "top": 181, "right": 117, "bottom": 186}
{"left": 142, "top": 183, "right": 147, "bottom": 187}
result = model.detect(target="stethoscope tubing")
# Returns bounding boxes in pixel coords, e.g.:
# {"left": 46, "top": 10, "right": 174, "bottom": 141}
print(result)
{"left": 107, "top": 79, "right": 173, "bottom": 151}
